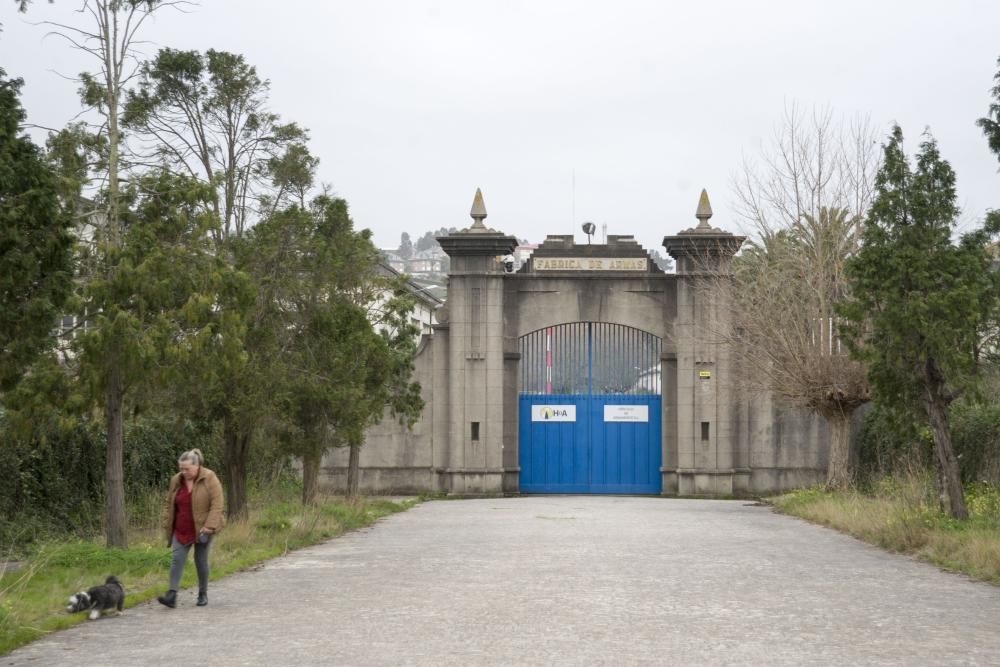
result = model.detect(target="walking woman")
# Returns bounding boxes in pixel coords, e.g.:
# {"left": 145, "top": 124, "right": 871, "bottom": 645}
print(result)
{"left": 158, "top": 449, "right": 225, "bottom": 608}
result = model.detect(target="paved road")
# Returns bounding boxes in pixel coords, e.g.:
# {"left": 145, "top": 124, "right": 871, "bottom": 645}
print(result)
{"left": 5, "top": 497, "right": 1000, "bottom": 666}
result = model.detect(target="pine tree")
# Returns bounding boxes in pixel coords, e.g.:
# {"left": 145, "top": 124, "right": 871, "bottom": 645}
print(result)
{"left": 123, "top": 48, "right": 312, "bottom": 239}
{"left": 976, "top": 56, "right": 1000, "bottom": 167}
{"left": 258, "top": 197, "right": 423, "bottom": 504}
{"left": 976, "top": 55, "right": 1000, "bottom": 362}
{"left": 840, "top": 126, "right": 1000, "bottom": 519}
{"left": 0, "top": 70, "right": 74, "bottom": 392}
{"left": 37, "top": 0, "right": 177, "bottom": 547}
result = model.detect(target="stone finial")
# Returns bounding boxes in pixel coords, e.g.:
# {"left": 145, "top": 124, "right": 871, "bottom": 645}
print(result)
{"left": 470, "top": 188, "right": 487, "bottom": 229}
{"left": 695, "top": 189, "right": 713, "bottom": 228}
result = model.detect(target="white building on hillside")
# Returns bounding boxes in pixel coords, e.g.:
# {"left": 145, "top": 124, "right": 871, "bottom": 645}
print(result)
{"left": 380, "top": 250, "right": 406, "bottom": 273}
{"left": 377, "top": 262, "right": 442, "bottom": 338}
{"left": 512, "top": 244, "right": 538, "bottom": 270}
{"left": 408, "top": 247, "right": 446, "bottom": 275}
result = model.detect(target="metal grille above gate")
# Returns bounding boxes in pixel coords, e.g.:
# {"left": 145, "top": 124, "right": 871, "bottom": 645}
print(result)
{"left": 518, "top": 323, "right": 662, "bottom": 494}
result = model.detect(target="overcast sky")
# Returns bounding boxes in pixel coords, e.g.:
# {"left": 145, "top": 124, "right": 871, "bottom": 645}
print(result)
{"left": 3, "top": 1, "right": 999, "bottom": 252}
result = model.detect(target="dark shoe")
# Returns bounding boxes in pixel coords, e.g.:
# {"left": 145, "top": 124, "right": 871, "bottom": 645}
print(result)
{"left": 157, "top": 590, "right": 177, "bottom": 608}
{"left": 196, "top": 591, "right": 207, "bottom": 607}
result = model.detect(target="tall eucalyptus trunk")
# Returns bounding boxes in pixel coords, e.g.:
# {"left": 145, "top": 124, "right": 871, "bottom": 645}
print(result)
{"left": 347, "top": 443, "right": 361, "bottom": 499}
{"left": 223, "top": 414, "right": 251, "bottom": 522}
{"left": 104, "top": 363, "right": 127, "bottom": 547}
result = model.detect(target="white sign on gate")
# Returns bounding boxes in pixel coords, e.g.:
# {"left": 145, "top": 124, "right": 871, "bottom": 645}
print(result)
{"left": 603, "top": 405, "right": 649, "bottom": 422}
{"left": 531, "top": 405, "right": 576, "bottom": 422}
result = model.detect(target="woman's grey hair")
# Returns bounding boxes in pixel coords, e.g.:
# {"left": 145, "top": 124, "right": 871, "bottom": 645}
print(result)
{"left": 178, "top": 449, "right": 203, "bottom": 467}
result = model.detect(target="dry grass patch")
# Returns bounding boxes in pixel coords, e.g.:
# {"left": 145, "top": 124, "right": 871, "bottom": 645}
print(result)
{"left": 920, "top": 529, "right": 1000, "bottom": 583}
{"left": 771, "top": 477, "right": 1000, "bottom": 584}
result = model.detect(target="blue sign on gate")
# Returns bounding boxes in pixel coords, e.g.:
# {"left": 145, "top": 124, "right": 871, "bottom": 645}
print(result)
{"left": 518, "top": 323, "right": 662, "bottom": 494}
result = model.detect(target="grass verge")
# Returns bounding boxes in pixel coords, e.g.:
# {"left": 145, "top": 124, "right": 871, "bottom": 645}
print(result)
{"left": 0, "top": 486, "right": 417, "bottom": 656}
{"left": 770, "top": 477, "right": 1000, "bottom": 585}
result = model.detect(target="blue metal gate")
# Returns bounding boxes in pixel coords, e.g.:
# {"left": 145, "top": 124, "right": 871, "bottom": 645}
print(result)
{"left": 518, "top": 323, "right": 662, "bottom": 494}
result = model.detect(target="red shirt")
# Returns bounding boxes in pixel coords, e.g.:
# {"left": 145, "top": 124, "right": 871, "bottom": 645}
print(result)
{"left": 173, "top": 482, "right": 197, "bottom": 545}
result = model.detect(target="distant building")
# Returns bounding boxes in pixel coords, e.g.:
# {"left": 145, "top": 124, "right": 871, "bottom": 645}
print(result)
{"left": 380, "top": 250, "right": 406, "bottom": 273}
{"left": 407, "top": 247, "right": 447, "bottom": 275}
{"left": 53, "top": 202, "right": 102, "bottom": 351}
{"left": 380, "top": 245, "right": 449, "bottom": 278}
{"left": 408, "top": 278, "right": 447, "bottom": 303}
{"left": 378, "top": 244, "right": 449, "bottom": 307}
{"left": 377, "top": 262, "right": 443, "bottom": 338}
{"left": 512, "top": 244, "right": 538, "bottom": 270}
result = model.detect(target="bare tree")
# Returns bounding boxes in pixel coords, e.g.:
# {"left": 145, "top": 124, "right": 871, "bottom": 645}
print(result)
{"left": 726, "top": 105, "right": 881, "bottom": 486}
{"left": 733, "top": 105, "right": 880, "bottom": 243}
{"left": 722, "top": 225, "right": 869, "bottom": 486}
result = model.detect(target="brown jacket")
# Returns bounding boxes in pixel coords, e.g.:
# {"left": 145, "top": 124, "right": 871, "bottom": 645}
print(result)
{"left": 162, "top": 466, "right": 226, "bottom": 547}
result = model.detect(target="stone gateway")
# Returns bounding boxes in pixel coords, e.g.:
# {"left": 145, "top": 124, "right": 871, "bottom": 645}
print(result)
{"left": 321, "top": 189, "right": 836, "bottom": 496}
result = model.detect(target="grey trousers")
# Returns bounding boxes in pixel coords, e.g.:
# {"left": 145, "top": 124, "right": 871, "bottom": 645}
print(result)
{"left": 168, "top": 534, "right": 212, "bottom": 592}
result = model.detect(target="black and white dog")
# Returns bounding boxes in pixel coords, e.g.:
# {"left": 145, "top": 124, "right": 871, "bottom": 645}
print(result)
{"left": 66, "top": 576, "right": 125, "bottom": 620}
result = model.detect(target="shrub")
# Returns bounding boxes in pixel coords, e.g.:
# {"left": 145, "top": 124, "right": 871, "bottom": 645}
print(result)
{"left": 122, "top": 416, "right": 220, "bottom": 499}
{"left": 0, "top": 413, "right": 219, "bottom": 556}
{"left": 0, "top": 414, "right": 105, "bottom": 546}
{"left": 855, "top": 405, "right": 932, "bottom": 483}
{"left": 965, "top": 482, "right": 1000, "bottom": 520}
{"left": 856, "top": 399, "right": 1000, "bottom": 484}
{"left": 950, "top": 402, "right": 1000, "bottom": 483}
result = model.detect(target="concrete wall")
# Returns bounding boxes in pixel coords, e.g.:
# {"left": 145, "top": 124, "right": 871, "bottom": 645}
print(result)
{"left": 318, "top": 331, "right": 446, "bottom": 494}
{"left": 734, "top": 392, "right": 869, "bottom": 494}
{"left": 319, "top": 226, "right": 847, "bottom": 498}
{"left": 506, "top": 274, "right": 677, "bottom": 342}
{"left": 740, "top": 392, "right": 828, "bottom": 493}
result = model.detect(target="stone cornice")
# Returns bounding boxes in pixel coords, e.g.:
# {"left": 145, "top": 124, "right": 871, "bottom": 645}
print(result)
{"left": 662, "top": 231, "right": 745, "bottom": 261}
{"left": 438, "top": 232, "right": 518, "bottom": 257}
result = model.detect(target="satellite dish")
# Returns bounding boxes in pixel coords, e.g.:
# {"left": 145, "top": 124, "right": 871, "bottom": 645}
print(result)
{"left": 582, "top": 221, "right": 596, "bottom": 244}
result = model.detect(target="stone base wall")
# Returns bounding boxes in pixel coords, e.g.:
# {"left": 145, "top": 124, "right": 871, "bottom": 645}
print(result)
{"left": 317, "top": 332, "right": 442, "bottom": 496}
{"left": 439, "top": 470, "right": 505, "bottom": 495}
{"left": 749, "top": 468, "right": 826, "bottom": 494}
{"left": 320, "top": 467, "right": 440, "bottom": 495}
{"left": 318, "top": 388, "right": 851, "bottom": 498}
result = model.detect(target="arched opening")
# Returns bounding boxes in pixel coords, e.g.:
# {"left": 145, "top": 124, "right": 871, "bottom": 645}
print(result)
{"left": 518, "top": 322, "right": 662, "bottom": 493}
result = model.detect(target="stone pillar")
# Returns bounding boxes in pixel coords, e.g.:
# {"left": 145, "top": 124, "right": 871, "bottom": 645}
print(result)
{"left": 661, "top": 350, "right": 679, "bottom": 495}
{"left": 664, "top": 190, "right": 745, "bottom": 495}
{"left": 437, "top": 189, "right": 518, "bottom": 495}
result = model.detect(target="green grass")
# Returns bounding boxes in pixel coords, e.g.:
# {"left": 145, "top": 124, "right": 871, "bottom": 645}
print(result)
{"left": 0, "top": 486, "right": 417, "bottom": 656}
{"left": 770, "top": 477, "right": 1000, "bottom": 584}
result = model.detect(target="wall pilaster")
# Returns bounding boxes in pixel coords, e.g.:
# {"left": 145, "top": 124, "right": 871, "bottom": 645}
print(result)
{"left": 436, "top": 189, "right": 518, "bottom": 494}
{"left": 664, "top": 190, "right": 745, "bottom": 495}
